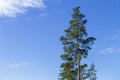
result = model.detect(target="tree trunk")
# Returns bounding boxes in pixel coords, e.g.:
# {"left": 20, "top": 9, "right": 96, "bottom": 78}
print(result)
{"left": 77, "top": 57, "right": 81, "bottom": 80}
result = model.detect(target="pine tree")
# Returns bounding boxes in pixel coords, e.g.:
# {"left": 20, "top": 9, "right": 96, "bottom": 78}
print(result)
{"left": 87, "top": 63, "right": 97, "bottom": 80}
{"left": 59, "top": 6, "right": 96, "bottom": 80}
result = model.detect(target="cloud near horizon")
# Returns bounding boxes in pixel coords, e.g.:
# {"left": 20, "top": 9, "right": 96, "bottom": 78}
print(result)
{"left": 0, "top": 0, "right": 45, "bottom": 17}
{"left": 99, "top": 48, "right": 120, "bottom": 54}
{"left": 8, "top": 62, "right": 29, "bottom": 68}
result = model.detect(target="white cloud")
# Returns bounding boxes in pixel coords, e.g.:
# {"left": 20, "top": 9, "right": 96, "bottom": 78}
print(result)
{"left": 8, "top": 62, "right": 29, "bottom": 68}
{"left": 99, "top": 48, "right": 120, "bottom": 54}
{"left": 0, "top": 0, "right": 45, "bottom": 17}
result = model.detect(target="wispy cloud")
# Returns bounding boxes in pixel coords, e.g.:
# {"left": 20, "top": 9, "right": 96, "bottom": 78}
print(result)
{"left": 44, "top": 0, "right": 62, "bottom": 2}
{"left": 39, "top": 12, "right": 48, "bottom": 17}
{"left": 99, "top": 48, "right": 120, "bottom": 54}
{"left": 110, "top": 34, "right": 120, "bottom": 40}
{"left": 8, "top": 62, "right": 29, "bottom": 68}
{"left": 0, "top": 0, "right": 45, "bottom": 17}
{"left": 101, "top": 31, "right": 120, "bottom": 41}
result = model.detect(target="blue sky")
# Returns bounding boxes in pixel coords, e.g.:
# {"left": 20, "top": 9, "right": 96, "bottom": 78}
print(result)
{"left": 0, "top": 0, "right": 120, "bottom": 80}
